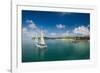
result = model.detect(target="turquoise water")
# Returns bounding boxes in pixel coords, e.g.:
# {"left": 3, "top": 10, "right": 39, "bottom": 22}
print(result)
{"left": 22, "top": 39, "right": 90, "bottom": 62}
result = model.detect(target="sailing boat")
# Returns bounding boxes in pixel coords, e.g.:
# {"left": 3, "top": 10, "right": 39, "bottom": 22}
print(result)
{"left": 34, "top": 31, "right": 47, "bottom": 48}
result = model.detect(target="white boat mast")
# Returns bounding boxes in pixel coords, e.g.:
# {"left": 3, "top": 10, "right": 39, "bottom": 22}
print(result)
{"left": 35, "top": 32, "right": 38, "bottom": 43}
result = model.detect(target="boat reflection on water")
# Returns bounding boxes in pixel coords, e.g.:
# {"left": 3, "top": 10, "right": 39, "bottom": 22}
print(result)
{"left": 35, "top": 47, "right": 47, "bottom": 61}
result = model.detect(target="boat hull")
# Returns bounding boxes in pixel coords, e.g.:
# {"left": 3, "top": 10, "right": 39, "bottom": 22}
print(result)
{"left": 35, "top": 43, "right": 47, "bottom": 48}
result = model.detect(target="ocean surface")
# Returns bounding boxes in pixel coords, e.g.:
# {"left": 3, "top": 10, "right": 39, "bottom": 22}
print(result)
{"left": 22, "top": 39, "right": 90, "bottom": 62}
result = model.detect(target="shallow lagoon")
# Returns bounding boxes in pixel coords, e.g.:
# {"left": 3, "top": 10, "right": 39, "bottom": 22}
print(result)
{"left": 22, "top": 39, "right": 90, "bottom": 62}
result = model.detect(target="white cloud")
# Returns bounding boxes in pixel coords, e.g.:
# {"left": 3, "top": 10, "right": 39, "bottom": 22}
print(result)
{"left": 87, "top": 25, "right": 90, "bottom": 28}
{"left": 26, "top": 20, "right": 33, "bottom": 23}
{"left": 59, "top": 12, "right": 72, "bottom": 16}
{"left": 28, "top": 23, "right": 37, "bottom": 30}
{"left": 50, "top": 33, "right": 56, "bottom": 36}
{"left": 61, "top": 12, "right": 67, "bottom": 15}
{"left": 73, "top": 26, "right": 90, "bottom": 36}
{"left": 56, "top": 24, "right": 65, "bottom": 29}
{"left": 62, "top": 31, "right": 76, "bottom": 37}
{"left": 62, "top": 31, "right": 69, "bottom": 36}
{"left": 22, "top": 20, "right": 38, "bottom": 41}
{"left": 22, "top": 27, "right": 34, "bottom": 38}
{"left": 23, "top": 27, "right": 27, "bottom": 32}
{"left": 26, "top": 20, "right": 37, "bottom": 30}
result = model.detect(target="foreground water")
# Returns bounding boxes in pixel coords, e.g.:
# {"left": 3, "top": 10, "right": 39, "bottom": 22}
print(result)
{"left": 22, "top": 39, "right": 90, "bottom": 62}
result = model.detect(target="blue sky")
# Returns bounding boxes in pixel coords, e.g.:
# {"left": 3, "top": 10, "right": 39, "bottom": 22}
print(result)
{"left": 22, "top": 10, "right": 90, "bottom": 37}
